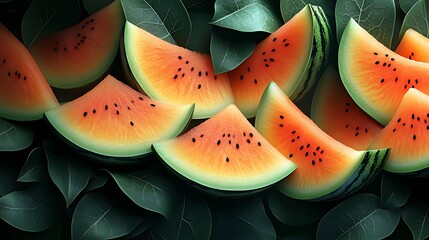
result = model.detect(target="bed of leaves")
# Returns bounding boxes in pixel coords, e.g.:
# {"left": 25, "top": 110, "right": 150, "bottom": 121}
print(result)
{"left": 1, "top": 0, "right": 429, "bottom": 239}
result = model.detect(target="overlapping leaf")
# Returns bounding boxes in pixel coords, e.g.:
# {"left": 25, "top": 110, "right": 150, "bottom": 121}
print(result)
{"left": 0, "top": 118, "right": 33, "bottom": 152}
{"left": 399, "top": 0, "right": 429, "bottom": 38}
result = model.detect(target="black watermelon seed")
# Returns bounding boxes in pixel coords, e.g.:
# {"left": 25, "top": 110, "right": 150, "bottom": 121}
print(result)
{"left": 178, "top": 56, "right": 182, "bottom": 59}
{"left": 214, "top": 76, "right": 217, "bottom": 80}
{"left": 116, "top": 110, "right": 120, "bottom": 115}
{"left": 139, "top": 97, "right": 144, "bottom": 100}
{"left": 380, "top": 79, "right": 384, "bottom": 83}
{"left": 240, "top": 75, "right": 243, "bottom": 80}
{"left": 395, "top": 77, "right": 398, "bottom": 82}
{"left": 375, "top": 61, "right": 380, "bottom": 65}
{"left": 413, "top": 135, "right": 416, "bottom": 140}
{"left": 262, "top": 51, "right": 266, "bottom": 55}
{"left": 174, "top": 74, "right": 178, "bottom": 79}
{"left": 383, "top": 62, "right": 386, "bottom": 66}
{"left": 411, "top": 124, "right": 414, "bottom": 128}
{"left": 83, "top": 112, "right": 88, "bottom": 117}
{"left": 82, "top": 36, "right": 86, "bottom": 39}
{"left": 272, "top": 37, "right": 277, "bottom": 42}
{"left": 92, "top": 109, "right": 96, "bottom": 114}
{"left": 228, "top": 134, "right": 230, "bottom": 137}
{"left": 247, "top": 67, "right": 251, "bottom": 72}
{"left": 404, "top": 85, "right": 407, "bottom": 89}
{"left": 391, "top": 58, "right": 395, "bottom": 61}
{"left": 403, "top": 123, "right": 406, "bottom": 126}
{"left": 254, "top": 79, "right": 258, "bottom": 84}
{"left": 2, "top": 58, "right": 5, "bottom": 63}
{"left": 178, "top": 68, "right": 181, "bottom": 71}
{"left": 416, "top": 79, "right": 419, "bottom": 84}
{"left": 355, "top": 132, "right": 359, "bottom": 136}
{"left": 90, "top": 18, "right": 94, "bottom": 22}
{"left": 412, "top": 52, "right": 415, "bottom": 56}
{"left": 223, "top": 134, "right": 225, "bottom": 137}
{"left": 427, "top": 126, "right": 429, "bottom": 130}
{"left": 24, "top": 76, "right": 27, "bottom": 80}
{"left": 408, "top": 79, "right": 411, "bottom": 84}
{"left": 320, "top": 150, "right": 324, "bottom": 154}
{"left": 283, "top": 39, "right": 287, "bottom": 42}
{"left": 305, "top": 152, "right": 309, "bottom": 157}
{"left": 292, "top": 130, "right": 296, "bottom": 134}
{"left": 345, "top": 124, "right": 349, "bottom": 128}
{"left": 269, "top": 58, "right": 274, "bottom": 62}
{"left": 150, "top": 104, "right": 156, "bottom": 107}
{"left": 90, "top": 27, "right": 94, "bottom": 30}
{"left": 182, "top": 73, "right": 185, "bottom": 77}
{"left": 191, "top": 67, "right": 194, "bottom": 71}
{"left": 306, "top": 144, "right": 310, "bottom": 148}
{"left": 258, "top": 142, "right": 261, "bottom": 146}
{"left": 226, "top": 157, "right": 229, "bottom": 162}
{"left": 412, "top": 114, "right": 415, "bottom": 119}
{"left": 217, "top": 140, "right": 221, "bottom": 145}
{"left": 7, "top": 72, "right": 10, "bottom": 76}
{"left": 205, "top": 71, "right": 208, "bottom": 76}
{"left": 279, "top": 124, "right": 283, "bottom": 127}
{"left": 263, "top": 59, "right": 267, "bottom": 62}
{"left": 271, "top": 48, "right": 276, "bottom": 52}
{"left": 385, "top": 54, "right": 389, "bottom": 57}
{"left": 284, "top": 43, "right": 289, "bottom": 47}
{"left": 418, "top": 117, "right": 421, "bottom": 121}
{"left": 312, "top": 160, "right": 315, "bottom": 165}
{"left": 77, "top": 33, "right": 81, "bottom": 37}
{"left": 198, "top": 84, "right": 201, "bottom": 89}
{"left": 388, "top": 64, "right": 391, "bottom": 67}
{"left": 243, "top": 132, "right": 246, "bottom": 137}
{"left": 319, "top": 158, "right": 323, "bottom": 162}
{"left": 289, "top": 154, "right": 293, "bottom": 158}
{"left": 280, "top": 115, "right": 284, "bottom": 119}
{"left": 127, "top": 107, "right": 131, "bottom": 110}
{"left": 74, "top": 46, "right": 77, "bottom": 50}
{"left": 249, "top": 133, "right": 254, "bottom": 138}
{"left": 64, "top": 48, "right": 67, "bottom": 51}
{"left": 192, "top": 138, "right": 196, "bottom": 142}
{"left": 198, "top": 71, "right": 202, "bottom": 76}
{"left": 105, "top": 105, "right": 108, "bottom": 110}
{"left": 356, "top": 127, "right": 360, "bottom": 130}
{"left": 316, "top": 146, "right": 320, "bottom": 151}
{"left": 345, "top": 109, "right": 349, "bottom": 112}
{"left": 300, "top": 146, "right": 304, "bottom": 150}
{"left": 393, "top": 128, "right": 396, "bottom": 132}
{"left": 365, "top": 128, "right": 368, "bottom": 133}
{"left": 265, "top": 64, "right": 270, "bottom": 67}
{"left": 130, "top": 121, "right": 134, "bottom": 126}
{"left": 17, "top": 73, "right": 21, "bottom": 78}
{"left": 229, "top": 140, "right": 231, "bottom": 144}
{"left": 397, "top": 118, "right": 401, "bottom": 123}
{"left": 236, "top": 143, "right": 239, "bottom": 149}
{"left": 374, "top": 52, "right": 378, "bottom": 55}
{"left": 114, "top": 103, "right": 118, "bottom": 107}
{"left": 54, "top": 48, "right": 57, "bottom": 51}
{"left": 291, "top": 139, "right": 295, "bottom": 143}
{"left": 14, "top": 71, "right": 17, "bottom": 76}
{"left": 247, "top": 139, "right": 251, "bottom": 143}
{"left": 186, "top": 60, "right": 189, "bottom": 64}
{"left": 393, "top": 68, "right": 397, "bottom": 71}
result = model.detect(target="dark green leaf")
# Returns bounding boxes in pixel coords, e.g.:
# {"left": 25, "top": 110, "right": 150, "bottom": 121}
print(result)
{"left": 280, "top": 0, "right": 335, "bottom": 22}
{"left": 316, "top": 193, "right": 400, "bottom": 240}
{"left": 268, "top": 190, "right": 332, "bottom": 226}
{"left": 71, "top": 191, "right": 146, "bottom": 240}
{"left": 18, "top": 147, "right": 49, "bottom": 183}
{"left": 399, "top": 0, "right": 418, "bottom": 13}
{"left": 117, "top": 218, "right": 154, "bottom": 240}
{"left": 399, "top": 0, "right": 429, "bottom": 38}
{"left": 211, "top": 196, "right": 276, "bottom": 240}
{"left": 0, "top": 152, "right": 26, "bottom": 196}
{"left": 121, "top": 0, "right": 191, "bottom": 46}
{"left": 182, "top": 0, "right": 214, "bottom": 11}
{"left": 0, "top": 183, "right": 63, "bottom": 232}
{"left": 210, "top": 26, "right": 255, "bottom": 73}
{"left": 335, "top": 0, "right": 396, "bottom": 48}
{"left": 0, "top": 118, "right": 33, "bottom": 152}
{"left": 402, "top": 201, "right": 429, "bottom": 240}
{"left": 45, "top": 140, "right": 93, "bottom": 208}
{"left": 0, "top": 0, "right": 15, "bottom": 3}
{"left": 211, "top": 0, "right": 282, "bottom": 33}
{"left": 21, "top": 0, "right": 80, "bottom": 47}
{"left": 82, "top": 0, "right": 113, "bottom": 14}
{"left": 187, "top": 11, "right": 212, "bottom": 53}
{"left": 107, "top": 169, "right": 179, "bottom": 218}
{"left": 84, "top": 171, "right": 108, "bottom": 193}
{"left": 380, "top": 172, "right": 414, "bottom": 209}
{"left": 151, "top": 192, "right": 211, "bottom": 240}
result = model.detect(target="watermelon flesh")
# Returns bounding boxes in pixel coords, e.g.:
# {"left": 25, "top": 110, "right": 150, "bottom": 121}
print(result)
{"left": 153, "top": 104, "right": 296, "bottom": 196}
{"left": 311, "top": 66, "right": 383, "bottom": 150}
{"left": 45, "top": 75, "right": 194, "bottom": 164}
{"left": 396, "top": 29, "right": 429, "bottom": 62}
{"left": 0, "top": 23, "right": 59, "bottom": 121}
{"left": 30, "top": 0, "right": 124, "bottom": 89}
{"left": 229, "top": 5, "right": 331, "bottom": 118}
{"left": 339, "top": 19, "right": 429, "bottom": 125}
{"left": 124, "top": 22, "right": 233, "bottom": 119}
{"left": 256, "top": 82, "right": 388, "bottom": 200}
{"left": 370, "top": 88, "right": 429, "bottom": 174}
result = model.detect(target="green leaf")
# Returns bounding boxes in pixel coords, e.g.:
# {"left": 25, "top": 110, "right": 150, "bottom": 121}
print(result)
{"left": 82, "top": 0, "right": 112, "bottom": 14}
{"left": 402, "top": 201, "right": 429, "bottom": 240}
{"left": 380, "top": 172, "right": 414, "bottom": 209}
{"left": 18, "top": 147, "right": 49, "bottom": 183}
{"left": 0, "top": 0, "right": 15, "bottom": 3}
{"left": 117, "top": 218, "right": 154, "bottom": 240}
{"left": 107, "top": 169, "right": 179, "bottom": 218}
{"left": 187, "top": 11, "right": 213, "bottom": 53}
{"left": 84, "top": 171, "right": 108, "bottom": 193}
{"left": 211, "top": 196, "right": 276, "bottom": 240}
{"left": 21, "top": 0, "right": 80, "bottom": 47}
{"left": 182, "top": 0, "right": 215, "bottom": 11}
{"left": 121, "top": 0, "right": 192, "bottom": 46}
{"left": 0, "top": 183, "right": 63, "bottom": 232}
{"left": 210, "top": 26, "right": 255, "bottom": 73}
{"left": 268, "top": 190, "right": 332, "bottom": 226}
{"left": 335, "top": 0, "right": 396, "bottom": 48}
{"left": 316, "top": 193, "right": 400, "bottom": 239}
{"left": 211, "top": 0, "right": 282, "bottom": 33}
{"left": 399, "top": 0, "right": 418, "bottom": 13}
{"left": 280, "top": 0, "right": 335, "bottom": 22}
{"left": 399, "top": 0, "right": 429, "bottom": 38}
{"left": 151, "top": 192, "right": 212, "bottom": 240}
{"left": 0, "top": 118, "right": 33, "bottom": 152}
{"left": 0, "top": 153, "right": 26, "bottom": 196}
{"left": 71, "top": 191, "right": 146, "bottom": 240}
{"left": 45, "top": 140, "right": 93, "bottom": 208}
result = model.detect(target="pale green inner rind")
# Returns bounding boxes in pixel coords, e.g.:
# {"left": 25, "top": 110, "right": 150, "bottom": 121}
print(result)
{"left": 45, "top": 103, "right": 194, "bottom": 158}
{"left": 0, "top": 101, "right": 58, "bottom": 121}
{"left": 338, "top": 19, "right": 389, "bottom": 125}
{"left": 153, "top": 140, "right": 297, "bottom": 192}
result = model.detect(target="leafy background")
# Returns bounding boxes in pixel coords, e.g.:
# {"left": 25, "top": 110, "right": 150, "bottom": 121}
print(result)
{"left": 0, "top": 0, "right": 429, "bottom": 239}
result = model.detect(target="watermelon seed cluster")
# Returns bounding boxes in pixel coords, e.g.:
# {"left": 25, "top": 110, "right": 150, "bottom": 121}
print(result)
{"left": 391, "top": 113, "right": 429, "bottom": 141}
{"left": 174, "top": 55, "right": 218, "bottom": 90}
{"left": 343, "top": 102, "right": 369, "bottom": 136}
{"left": 52, "top": 18, "right": 95, "bottom": 52}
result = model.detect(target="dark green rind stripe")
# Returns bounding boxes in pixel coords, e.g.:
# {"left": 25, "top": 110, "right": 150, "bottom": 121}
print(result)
{"left": 314, "top": 148, "right": 389, "bottom": 201}
{"left": 289, "top": 5, "right": 331, "bottom": 101}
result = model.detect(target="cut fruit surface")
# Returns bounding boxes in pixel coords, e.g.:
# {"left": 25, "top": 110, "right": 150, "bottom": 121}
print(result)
{"left": 124, "top": 22, "right": 233, "bottom": 119}
{"left": 339, "top": 19, "right": 429, "bottom": 125}
{"left": 311, "top": 66, "right": 383, "bottom": 150}
{"left": 256, "top": 82, "right": 388, "bottom": 200}
{"left": 0, "top": 23, "right": 59, "bottom": 121}
{"left": 30, "top": 0, "right": 124, "bottom": 89}
{"left": 395, "top": 29, "right": 429, "bottom": 62}
{"left": 370, "top": 88, "right": 429, "bottom": 174}
{"left": 45, "top": 75, "right": 194, "bottom": 164}
{"left": 229, "top": 5, "right": 331, "bottom": 118}
{"left": 153, "top": 104, "right": 296, "bottom": 196}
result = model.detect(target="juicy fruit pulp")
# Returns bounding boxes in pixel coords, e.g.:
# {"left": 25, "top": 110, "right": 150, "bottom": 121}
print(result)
{"left": 124, "top": 22, "right": 233, "bottom": 119}
{"left": 370, "top": 88, "right": 429, "bottom": 174}
{"left": 45, "top": 75, "right": 194, "bottom": 164}
{"left": 395, "top": 29, "right": 429, "bottom": 62}
{"left": 0, "top": 23, "right": 59, "bottom": 121}
{"left": 153, "top": 104, "right": 296, "bottom": 196}
{"left": 256, "top": 82, "right": 388, "bottom": 200}
{"left": 229, "top": 5, "right": 331, "bottom": 118}
{"left": 30, "top": 0, "right": 124, "bottom": 89}
{"left": 339, "top": 19, "right": 429, "bottom": 125}
{"left": 311, "top": 66, "right": 383, "bottom": 150}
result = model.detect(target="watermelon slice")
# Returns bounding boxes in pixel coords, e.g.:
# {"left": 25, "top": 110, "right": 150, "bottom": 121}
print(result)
{"left": 311, "top": 66, "right": 383, "bottom": 150}
{"left": 153, "top": 104, "right": 296, "bottom": 197}
{"left": 339, "top": 19, "right": 429, "bottom": 125}
{"left": 0, "top": 23, "right": 59, "bottom": 121}
{"left": 123, "top": 22, "right": 233, "bottom": 119}
{"left": 370, "top": 88, "right": 429, "bottom": 175}
{"left": 255, "top": 82, "right": 389, "bottom": 200}
{"left": 30, "top": 0, "right": 124, "bottom": 89}
{"left": 229, "top": 4, "right": 331, "bottom": 118}
{"left": 396, "top": 29, "right": 429, "bottom": 62}
{"left": 45, "top": 75, "right": 194, "bottom": 164}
